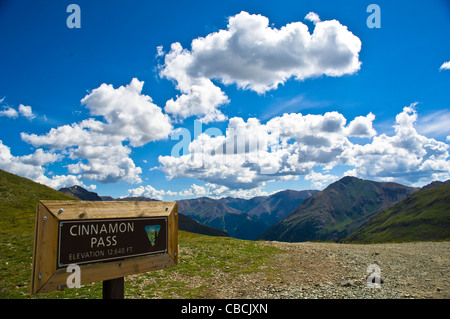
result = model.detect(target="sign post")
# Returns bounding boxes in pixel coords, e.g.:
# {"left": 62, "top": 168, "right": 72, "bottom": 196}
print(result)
{"left": 30, "top": 200, "right": 178, "bottom": 296}
{"left": 103, "top": 277, "right": 124, "bottom": 299}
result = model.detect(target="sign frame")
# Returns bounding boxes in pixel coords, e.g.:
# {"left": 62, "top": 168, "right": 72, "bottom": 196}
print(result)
{"left": 30, "top": 200, "right": 178, "bottom": 295}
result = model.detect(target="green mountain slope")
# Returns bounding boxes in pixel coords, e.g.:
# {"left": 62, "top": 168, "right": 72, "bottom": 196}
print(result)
{"left": 0, "top": 169, "right": 78, "bottom": 298}
{"left": 0, "top": 169, "right": 77, "bottom": 236}
{"left": 343, "top": 183, "right": 450, "bottom": 243}
{"left": 259, "top": 176, "right": 418, "bottom": 242}
{"left": 178, "top": 213, "right": 229, "bottom": 237}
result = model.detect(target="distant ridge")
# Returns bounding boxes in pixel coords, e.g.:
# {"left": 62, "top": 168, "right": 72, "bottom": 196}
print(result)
{"left": 178, "top": 189, "right": 318, "bottom": 240}
{"left": 259, "top": 176, "right": 419, "bottom": 242}
{"left": 54, "top": 176, "right": 449, "bottom": 244}
{"left": 420, "top": 179, "right": 450, "bottom": 191}
{"left": 59, "top": 185, "right": 102, "bottom": 201}
{"left": 177, "top": 197, "right": 267, "bottom": 240}
{"left": 59, "top": 186, "right": 158, "bottom": 202}
{"left": 2, "top": 168, "right": 447, "bottom": 244}
{"left": 219, "top": 189, "right": 318, "bottom": 229}
{"left": 343, "top": 182, "right": 450, "bottom": 243}
{"left": 101, "top": 196, "right": 158, "bottom": 202}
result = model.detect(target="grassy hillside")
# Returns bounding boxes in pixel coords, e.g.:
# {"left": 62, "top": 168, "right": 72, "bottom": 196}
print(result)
{"left": 178, "top": 213, "right": 229, "bottom": 237}
{"left": 0, "top": 169, "right": 77, "bottom": 236}
{"left": 343, "top": 183, "right": 450, "bottom": 243}
{"left": 0, "top": 169, "right": 78, "bottom": 298}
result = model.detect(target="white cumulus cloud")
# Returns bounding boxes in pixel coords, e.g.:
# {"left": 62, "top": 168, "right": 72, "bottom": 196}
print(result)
{"left": 159, "top": 105, "right": 449, "bottom": 189}
{"left": 305, "top": 12, "right": 321, "bottom": 24}
{"left": 159, "top": 110, "right": 376, "bottom": 189}
{"left": 20, "top": 78, "right": 172, "bottom": 185}
{"left": 0, "top": 102, "right": 36, "bottom": 120}
{"left": 80, "top": 78, "right": 172, "bottom": 147}
{"left": 0, "top": 139, "right": 89, "bottom": 190}
{"left": 18, "top": 104, "right": 36, "bottom": 119}
{"left": 127, "top": 182, "right": 268, "bottom": 200}
{"left": 159, "top": 11, "right": 361, "bottom": 123}
{"left": 0, "top": 107, "right": 19, "bottom": 118}
{"left": 305, "top": 172, "right": 339, "bottom": 189}
{"left": 439, "top": 61, "right": 450, "bottom": 70}
{"left": 341, "top": 104, "right": 450, "bottom": 185}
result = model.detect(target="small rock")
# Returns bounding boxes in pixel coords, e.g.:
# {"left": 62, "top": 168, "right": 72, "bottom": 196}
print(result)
{"left": 340, "top": 280, "right": 355, "bottom": 287}
{"left": 353, "top": 279, "right": 363, "bottom": 286}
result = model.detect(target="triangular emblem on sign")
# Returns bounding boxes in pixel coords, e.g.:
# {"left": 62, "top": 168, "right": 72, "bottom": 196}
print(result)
{"left": 145, "top": 225, "right": 161, "bottom": 246}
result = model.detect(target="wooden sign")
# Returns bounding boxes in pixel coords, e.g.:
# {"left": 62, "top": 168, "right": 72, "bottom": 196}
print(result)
{"left": 30, "top": 200, "right": 178, "bottom": 295}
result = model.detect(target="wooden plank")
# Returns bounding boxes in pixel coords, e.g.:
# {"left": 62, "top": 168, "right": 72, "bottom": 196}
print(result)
{"left": 40, "top": 200, "right": 177, "bottom": 220}
{"left": 30, "top": 203, "right": 41, "bottom": 295}
{"left": 168, "top": 202, "right": 179, "bottom": 264}
{"left": 30, "top": 203, "right": 59, "bottom": 295}
{"left": 37, "top": 253, "right": 176, "bottom": 294}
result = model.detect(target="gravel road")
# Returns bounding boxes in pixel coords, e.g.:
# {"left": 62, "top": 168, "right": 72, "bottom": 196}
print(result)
{"left": 210, "top": 241, "right": 449, "bottom": 299}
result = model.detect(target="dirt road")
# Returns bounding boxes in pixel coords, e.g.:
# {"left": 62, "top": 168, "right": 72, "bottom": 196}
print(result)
{"left": 211, "top": 241, "right": 449, "bottom": 299}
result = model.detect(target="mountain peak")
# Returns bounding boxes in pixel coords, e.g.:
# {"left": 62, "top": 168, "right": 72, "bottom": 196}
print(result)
{"left": 59, "top": 185, "right": 102, "bottom": 201}
{"left": 335, "top": 176, "right": 362, "bottom": 184}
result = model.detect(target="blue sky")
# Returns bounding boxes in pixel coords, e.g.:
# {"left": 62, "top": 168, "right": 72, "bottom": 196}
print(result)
{"left": 1, "top": 0, "right": 449, "bottom": 200}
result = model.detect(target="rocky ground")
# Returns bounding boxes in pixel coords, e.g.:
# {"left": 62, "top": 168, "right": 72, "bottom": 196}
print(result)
{"left": 150, "top": 241, "right": 449, "bottom": 299}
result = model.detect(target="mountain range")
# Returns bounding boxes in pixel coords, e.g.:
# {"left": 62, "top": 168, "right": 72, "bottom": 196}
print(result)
{"left": 57, "top": 176, "right": 450, "bottom": 243}
{"left": 218, "top": 189, "right": 318, "bottom": 229}
{"left": 259, "top": 176, "right": 419, "bottom": 242}
{"left": 1, "top": 168, "right": 448, "bottom": 244}
{"left": 177, "top": 190, "right": 318, "bottom": 240}
{"left": 59, "top": 185, "right": 103, "bottom": 201}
